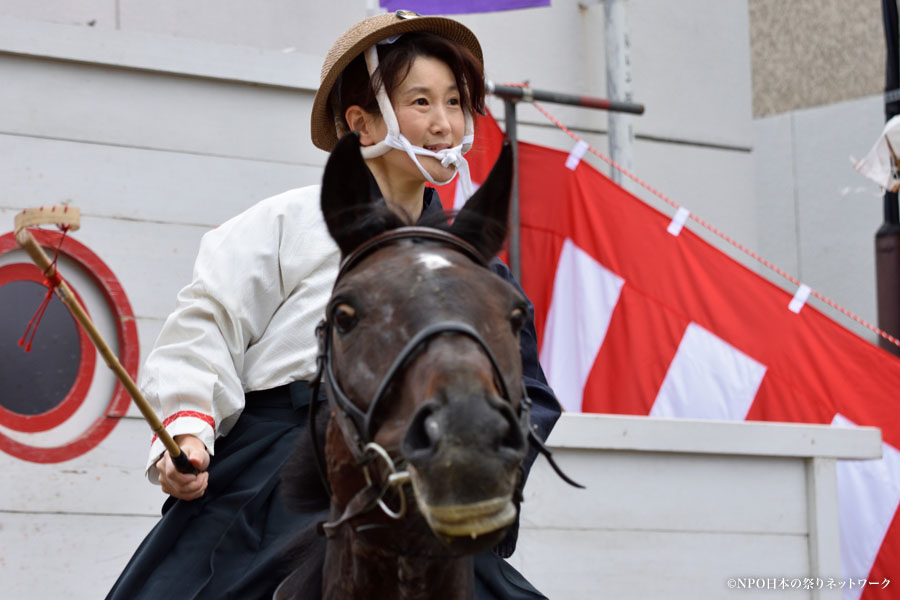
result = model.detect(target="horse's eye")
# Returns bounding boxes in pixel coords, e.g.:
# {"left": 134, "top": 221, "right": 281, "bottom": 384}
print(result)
{"left": 333, "top": 303, "right": 358, "bottom": 334}
{"left": 510, "top": 307, "right": 527, "bottom": 334}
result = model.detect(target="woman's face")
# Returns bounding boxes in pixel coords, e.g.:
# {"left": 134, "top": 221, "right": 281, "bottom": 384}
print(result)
{"left": 370, "top": 55, "right": 466, "bottom": 185}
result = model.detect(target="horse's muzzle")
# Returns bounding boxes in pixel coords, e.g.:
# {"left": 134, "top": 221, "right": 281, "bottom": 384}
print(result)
{"left": 401, "top": 383, "right": 527, "bottom": 545}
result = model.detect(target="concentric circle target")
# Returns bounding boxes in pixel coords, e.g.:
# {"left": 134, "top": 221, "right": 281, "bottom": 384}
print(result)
{"left": 0, "top": 230, "right": 136, "bottom": 463}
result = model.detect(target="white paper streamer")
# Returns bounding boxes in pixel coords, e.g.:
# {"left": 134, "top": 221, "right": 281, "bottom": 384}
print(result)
{"left": 667, "top": 207, "right": 690, "bottom": 236}
{"left": 565, "top": 140, "right": 590, "bottom": 171}
{"left": 789, "top": 284, "right": 812, "bottom": 314}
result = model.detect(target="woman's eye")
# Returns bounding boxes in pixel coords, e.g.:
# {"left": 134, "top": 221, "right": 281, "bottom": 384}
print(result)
{"left": 414, "top": 98, "right": 428, "bottom": 106}
{"left": 448, "top": 97, "right": 460, "bottom": 106}
{"left": 510, "top": 307, "right": 527, "bottom": 334}
{"left": 332, "top": 303, "right": 358, "bottom": 334}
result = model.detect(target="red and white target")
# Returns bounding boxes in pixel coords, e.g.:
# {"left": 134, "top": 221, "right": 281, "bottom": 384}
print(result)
{"left": 0, "top": 230, "right": 136, "bottom": 463}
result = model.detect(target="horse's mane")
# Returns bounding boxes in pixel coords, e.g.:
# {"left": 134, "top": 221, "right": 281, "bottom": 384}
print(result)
{"left": 281, "top": 403, "right": 330, "bottom": 511}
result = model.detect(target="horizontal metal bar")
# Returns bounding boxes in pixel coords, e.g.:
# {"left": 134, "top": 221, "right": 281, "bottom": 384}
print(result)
{"left": 487, "top": 81, "right": 645, "bottom": 115}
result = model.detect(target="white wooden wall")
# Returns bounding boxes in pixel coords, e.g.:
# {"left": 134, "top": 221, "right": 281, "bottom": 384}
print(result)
{"left": 0, "top": 15, "right": 326, "bottom": 599}
{"left": 1, "top": 413, "right": 881, "bottom": 599}
{"left": 508, "top": 414, "right": 882, "bottom": 600}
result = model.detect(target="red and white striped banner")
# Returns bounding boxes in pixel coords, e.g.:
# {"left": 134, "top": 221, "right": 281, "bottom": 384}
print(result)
{"left": 436, "top": 113, "right": 900, "bottom": 599}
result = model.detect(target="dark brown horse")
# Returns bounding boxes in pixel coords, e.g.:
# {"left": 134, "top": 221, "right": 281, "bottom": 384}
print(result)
{"left": 276, "top": 132, "right": 535, "bottom": 600}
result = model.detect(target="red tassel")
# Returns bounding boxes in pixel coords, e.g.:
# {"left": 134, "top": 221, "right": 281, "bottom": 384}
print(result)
{"left": 18, "top": 283, "right": 55, "bottom": 352}
{"left": 18, "top": 225, "right": 70, "bottom": 353}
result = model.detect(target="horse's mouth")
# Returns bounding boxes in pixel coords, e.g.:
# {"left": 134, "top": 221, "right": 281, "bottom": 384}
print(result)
{"left": 417, "top": 496, "right": 517, "bottom": 539}
{"left": 407, "top": 468, "right": 517, "bottom": 540}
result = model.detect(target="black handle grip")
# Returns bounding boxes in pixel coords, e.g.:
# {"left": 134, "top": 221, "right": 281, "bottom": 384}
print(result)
{"left": 171, "top": 449, "right": 200, "bottom": 475}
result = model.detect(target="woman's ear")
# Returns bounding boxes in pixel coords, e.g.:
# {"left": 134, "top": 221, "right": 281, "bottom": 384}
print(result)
{"left": 344, "top": 105, "right": 382, "bottom": 147}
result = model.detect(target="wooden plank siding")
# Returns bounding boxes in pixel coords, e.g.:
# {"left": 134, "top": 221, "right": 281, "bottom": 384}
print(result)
{"left": 0, "top": 24, "right": 328, "bottom": 598}
{"left": 505, "top": 414, "right": 880, "bottom": 600}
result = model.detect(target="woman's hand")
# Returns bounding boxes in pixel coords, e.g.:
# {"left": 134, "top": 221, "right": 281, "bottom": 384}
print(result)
{"left": 155, "top": 434, "right": 211, "bottom": 501}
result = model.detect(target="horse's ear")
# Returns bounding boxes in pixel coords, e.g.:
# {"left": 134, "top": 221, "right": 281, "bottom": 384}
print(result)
{"left": 449, "top": 142, "right": 513, "bottom": 260}
{"left": 320, "top": 132, "right": 379, "bottom": 256}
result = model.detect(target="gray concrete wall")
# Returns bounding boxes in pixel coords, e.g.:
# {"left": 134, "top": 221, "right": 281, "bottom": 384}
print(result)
{"left": 745, "top": 1, "right": 894, "bottom": 345}
{"left": 748, "top": 0, "right": 884, "bottom": 117}
{"left": 753, "top": 95, "right": 887, "bottom": 342}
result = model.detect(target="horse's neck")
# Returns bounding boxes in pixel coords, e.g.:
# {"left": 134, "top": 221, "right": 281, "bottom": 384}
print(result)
{"left": 396, "top": 553, "right": 474, "bottom": 600}
{"left": 322, "top": 530, "right": 474, "bottom": 600}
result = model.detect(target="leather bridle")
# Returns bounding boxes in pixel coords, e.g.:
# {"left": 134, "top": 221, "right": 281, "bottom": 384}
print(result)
{"left": 308, "top": 226, "right": 580, "bottom": 536}
{"left": 312, "top": 227, "right": 531, "bottom": 452}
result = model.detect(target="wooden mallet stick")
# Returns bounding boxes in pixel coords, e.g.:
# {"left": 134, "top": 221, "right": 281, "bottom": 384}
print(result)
{"left": 14, "top": 206, "right": 198, "bottom": 475}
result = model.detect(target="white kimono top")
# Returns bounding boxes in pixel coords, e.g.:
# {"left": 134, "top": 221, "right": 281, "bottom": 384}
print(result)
{"left": 140, "top": 185, "right": 340, "bottom": 481}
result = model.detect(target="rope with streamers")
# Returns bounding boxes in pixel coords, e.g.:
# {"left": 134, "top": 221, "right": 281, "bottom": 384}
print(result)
{"left": 502, "top": 82, "right": 900, "bottom": 349}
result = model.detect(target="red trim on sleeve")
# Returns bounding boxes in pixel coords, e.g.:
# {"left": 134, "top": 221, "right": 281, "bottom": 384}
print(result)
{"left": 151, "top": 411, "right": 216, "bottom": 445}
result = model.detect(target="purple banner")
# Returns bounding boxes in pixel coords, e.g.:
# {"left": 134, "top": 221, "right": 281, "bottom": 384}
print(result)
{"left": 379, "top": 0, "right": 550, "bottom": 15}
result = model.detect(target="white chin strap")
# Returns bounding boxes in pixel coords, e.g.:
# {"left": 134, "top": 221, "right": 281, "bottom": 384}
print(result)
{"left": 359, "top": 45, "right": 476, "bottom": 202}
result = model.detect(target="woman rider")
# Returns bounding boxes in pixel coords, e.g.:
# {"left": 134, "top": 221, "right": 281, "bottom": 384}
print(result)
{"left": 106, "top": 11, "right": 560, "bottom": 600}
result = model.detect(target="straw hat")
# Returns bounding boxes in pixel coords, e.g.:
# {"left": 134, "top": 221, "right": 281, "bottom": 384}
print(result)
{"left": 311, "top": 10, "right": 484, "bottom": 152}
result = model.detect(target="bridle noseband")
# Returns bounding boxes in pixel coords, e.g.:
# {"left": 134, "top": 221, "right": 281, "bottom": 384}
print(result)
{"left": 319, "top": 318, "right": 528, "bottom": 464}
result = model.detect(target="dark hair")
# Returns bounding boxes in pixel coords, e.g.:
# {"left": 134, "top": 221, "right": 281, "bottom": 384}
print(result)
{"left": 335, "top": 32, "right": 485, "bottom": 126}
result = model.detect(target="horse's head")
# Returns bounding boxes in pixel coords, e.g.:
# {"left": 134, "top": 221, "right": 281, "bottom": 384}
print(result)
{"left": 317, "top": 132, "right": 529, "bottom": 553}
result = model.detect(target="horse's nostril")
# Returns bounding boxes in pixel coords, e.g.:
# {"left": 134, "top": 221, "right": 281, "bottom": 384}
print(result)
{"left": 499, "top": 405, "right": 525, "bottom": 453}
{"left": 485, "top": 395, "right": 526, "bottom": 453}
{"left": 403, "top": 402, "right": 438, "bottom": 456}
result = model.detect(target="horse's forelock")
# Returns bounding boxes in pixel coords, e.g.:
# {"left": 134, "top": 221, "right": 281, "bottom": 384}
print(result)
{"left": 416, "top": 208, "right": 506, "bottom": 264}
{"left": 330, "top": 202, "right": 504, "bottom": 263}
{"left": 329, "top": 202, "right": 407, "bottom": 258}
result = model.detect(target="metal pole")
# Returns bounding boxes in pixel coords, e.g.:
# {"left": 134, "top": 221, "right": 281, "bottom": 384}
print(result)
{"left": 486, "top": 30, "right": 647, "bottom": 287}
{"left": 488, "top": 82, "right": 644, "bottom": 115}
{"left": 504, "top": 99, "right": 521, "bottom": 283}
{"left": 604, "top": 0, "right": 635, "bottom": 189}
{"left": 883, "top": 0, "right": 900, "bottom": 225}
{"left": 877, "top": 0, "right": 900, "bottom": 357}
